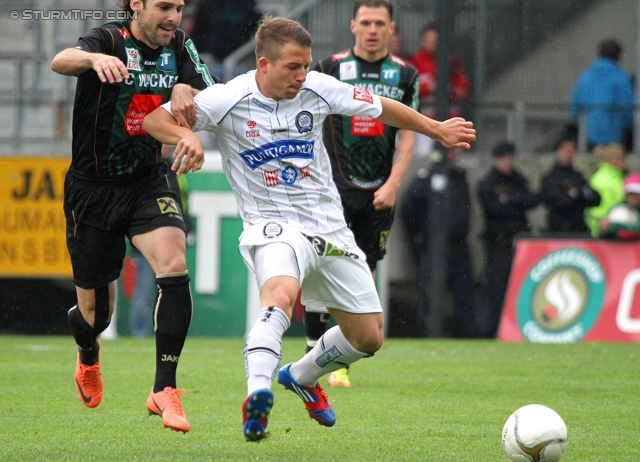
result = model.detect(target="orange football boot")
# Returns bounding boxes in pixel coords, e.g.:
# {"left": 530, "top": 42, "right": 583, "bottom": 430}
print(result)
{"left": 146, "top": 387, "right": 191, "bottom": 433}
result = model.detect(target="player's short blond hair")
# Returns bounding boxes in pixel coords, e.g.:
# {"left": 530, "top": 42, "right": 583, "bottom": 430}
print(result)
{"left": 255, "top": 15, "right": 312, "bottom": 63}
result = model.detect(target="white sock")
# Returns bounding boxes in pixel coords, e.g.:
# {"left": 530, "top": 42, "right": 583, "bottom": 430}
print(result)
{"left": 290, "top": 325, "right": 370, "bottom": 386}
{"left": 244, "top": 307, "right": 290, "bottom": 395}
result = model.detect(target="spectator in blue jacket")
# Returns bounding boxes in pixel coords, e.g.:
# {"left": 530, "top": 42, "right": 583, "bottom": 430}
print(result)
{"left": 570, "top": 38, "right": 634, "bottom": 150}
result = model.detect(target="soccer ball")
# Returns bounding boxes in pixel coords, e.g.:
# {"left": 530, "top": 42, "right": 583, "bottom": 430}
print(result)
{"left": 502, "top": 404, "right": 568, "bottom": 462}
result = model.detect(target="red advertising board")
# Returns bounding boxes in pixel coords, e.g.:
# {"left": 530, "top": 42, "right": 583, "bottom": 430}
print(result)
{"left": 498, "top": 238, "right": 640, "bottom": 343}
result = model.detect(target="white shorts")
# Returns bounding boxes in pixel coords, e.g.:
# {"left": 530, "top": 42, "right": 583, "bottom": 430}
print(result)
{"left": 239, "top": 220, "right": 382, "bottom": 314}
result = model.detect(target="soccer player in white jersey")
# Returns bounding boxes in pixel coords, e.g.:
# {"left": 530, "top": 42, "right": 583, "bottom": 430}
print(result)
{"left": 143, "top": 16, "right": 475, "bottom": 441}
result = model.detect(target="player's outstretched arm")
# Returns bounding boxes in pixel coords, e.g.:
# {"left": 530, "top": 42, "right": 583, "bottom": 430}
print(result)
{"left": 376, "top": 97, "right": 476, "bottom": 149}
{"left": 143, "top": 107, "right": 204, "bottom": 175}
{"left": 51, "top": 48, "right": 129, "bottom": 84}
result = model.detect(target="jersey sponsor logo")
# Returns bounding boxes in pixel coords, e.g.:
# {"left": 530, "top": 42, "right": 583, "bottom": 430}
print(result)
{"left": 157, "top": 197, "right": 180, "bottom": 214}
{"left": 117, "top": 27, "right": 130, "bottom": 39}
{"left": 123, "top": 93, "right": 164, "bottom": 135}
{"left": 332, "top": 50, "right": 351, "bottom": 61}
{"left": 353, "top": 86, "right": 373, "bottom": 104}
{"left": 240, "top": 140, "right": 315, "bottom": 170}
{"left": 339, "top": 61, "right": 357, "bottom": 80}
{"left": 125, "top": 47, "right": 141, "bottom": 71}
{"left": 355, "top": 82, "right": 405, "bottom": 100}
{"left": 381, "top": 65, "right": 399, "bottom": 84}
{"left": 156, "top": 50, "right": 175, "bottom": 72}
{"left": 295, "top": 111, "right": 313, "bottom": 133}
{"left": 252, "top": 97, "right": 275, "bottom": 113}
{"left": 124, "top": 73, "right": 179, "bottom": 88}
{"left": 264, "top": 165, "right": 310, "bottom": 187}
{"left": 351, "top": 115, "right": 384, "bottom": 137}
{"left": 272, "top": 128, "right": 287, "bottom": 134}
{"left": 263, "top": 222, "right": 283, "bottom": 238}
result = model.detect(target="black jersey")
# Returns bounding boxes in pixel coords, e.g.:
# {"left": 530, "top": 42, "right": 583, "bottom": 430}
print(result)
{"left": 70, "top": 21, "right": 214, "bottom": 177}
{"left": 315, "top": 49, "right": 419, "bottom": 197}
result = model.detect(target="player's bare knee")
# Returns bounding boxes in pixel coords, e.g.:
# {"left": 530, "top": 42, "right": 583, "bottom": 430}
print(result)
{"left": 269, "top": 294, "right": 296, "bottom": 313}
{"left": 157, "top": 255, "right": 187, "bottom": 275}
{"left": 352, "top": 329, "right": 383, "bottom": 354}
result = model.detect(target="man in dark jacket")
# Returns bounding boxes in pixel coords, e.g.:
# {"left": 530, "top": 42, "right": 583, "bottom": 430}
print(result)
{"left": 477, "top": 141, "right": 540, "bottom": 337}
{"left": 541, "top": 133, "right": 600, "bottom": 233}
{"left": 401, "top": 148, "right": 478, "bottom": 337}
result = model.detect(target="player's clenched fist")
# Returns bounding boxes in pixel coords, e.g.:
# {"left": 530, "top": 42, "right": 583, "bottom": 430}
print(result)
{"left": 438, "top": 117, "right": 476, "bottom": 150}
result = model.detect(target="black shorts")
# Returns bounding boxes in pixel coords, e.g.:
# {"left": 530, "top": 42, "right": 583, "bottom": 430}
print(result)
{"left": 340, "top": 194, "right": 394, "bottom": 272}
{"left": 64, "top": 162, "right": 186, "bottom": 289}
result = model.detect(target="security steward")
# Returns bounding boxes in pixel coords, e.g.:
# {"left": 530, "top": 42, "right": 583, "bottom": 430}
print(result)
{"left": 476, "top": 141, "right": 540, "bottom": 337}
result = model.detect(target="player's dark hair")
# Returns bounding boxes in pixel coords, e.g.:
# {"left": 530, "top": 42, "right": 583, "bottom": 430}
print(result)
{"left": 255, "top": 15, "right": 312, "bottom": 63}
{"left": 353, "top": 0, "right": 393, "bottom": 20}
{"left": 598, "top": 38, "right": 622, "bottom": 61}
{"left": 120, "top": 0, "right": 146, "bottom": 14}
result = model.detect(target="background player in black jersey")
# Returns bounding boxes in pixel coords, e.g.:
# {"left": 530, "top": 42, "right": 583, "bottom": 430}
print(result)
{"left": 302, "top": 0, "right": 419, "bottom": 387}
{"left": 50, "top": 0, "right": 214, "bottom": 433}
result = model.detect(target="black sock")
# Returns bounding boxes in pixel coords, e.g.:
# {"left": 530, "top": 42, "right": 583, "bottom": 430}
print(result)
{"left": 154, "top": 272, "right": 192, "bottom": 393}
{"left": 304, "top": 311, "right": 329, "bottom": 353}
{"left": 68, "top": 306, "right": 100, "bottom": 365}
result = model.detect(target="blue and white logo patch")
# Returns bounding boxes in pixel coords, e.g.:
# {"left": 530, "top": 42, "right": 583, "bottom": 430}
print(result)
{"left": 240, "top": 139, "right": 315, "bottom": 170}
{"left": 316, "top": 345, "right": 342, "bottom": 367}
{"left": 381, "top": 64, "right": 399, "bottom": 84}
{"left": 157, "top": 50, "right": 175, "bottom": 72}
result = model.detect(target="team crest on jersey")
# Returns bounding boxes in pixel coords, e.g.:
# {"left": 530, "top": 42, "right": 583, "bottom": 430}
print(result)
{"left": 157, "top": 50, "right": 175, "bottom": 72}
{"left": 125, "top": 47, "right": 141, "bottom": 71}
{"left": 353, "top": 87, "right": 373, "bottom": 104}
{"left": 332, "top": 50, "right": 351, "bottom": 61}
{"left": 263, "top": 222, "right": 283, "bottom": 238}
{"left": 339, "top": 61, "right": 357, "bottom": 80}
{"left": 295, "top": 111, "right": 314, "bottom": 133}
{"left": 264, "top": 166, "right": 310, "bottom": 187}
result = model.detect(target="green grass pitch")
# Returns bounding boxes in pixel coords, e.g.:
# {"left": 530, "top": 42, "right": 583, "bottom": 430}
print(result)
{"left": 0, "top": 336, "right": 638, "bottom": 461}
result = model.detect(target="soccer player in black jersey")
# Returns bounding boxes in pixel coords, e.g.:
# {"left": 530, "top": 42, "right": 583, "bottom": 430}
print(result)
{"left": 51, "top": 0, "right": 214, "bottom": 432}
{"left": 303, "top": 0, "right": 419, "bottom": 387}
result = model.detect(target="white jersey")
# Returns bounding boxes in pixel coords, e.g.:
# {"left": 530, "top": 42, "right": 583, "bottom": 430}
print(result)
{"left": 163, "top": 70, "right": 383, "bottom": 234}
